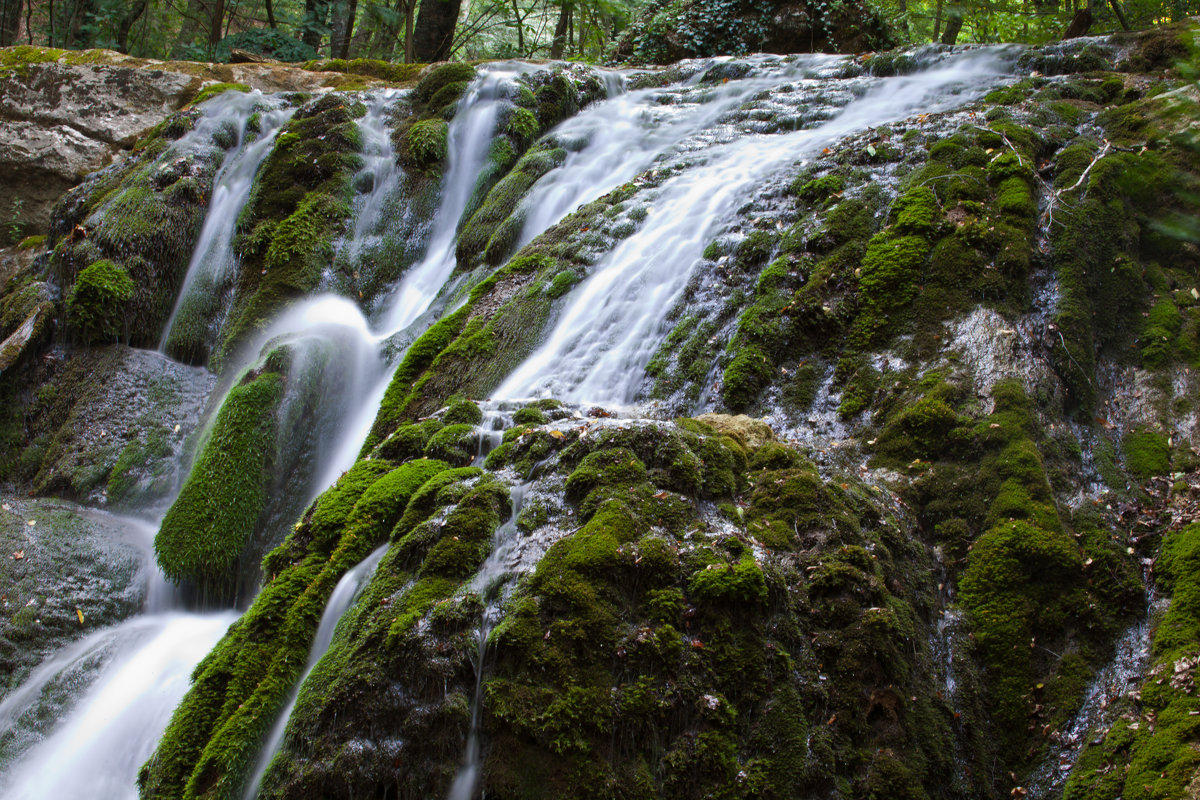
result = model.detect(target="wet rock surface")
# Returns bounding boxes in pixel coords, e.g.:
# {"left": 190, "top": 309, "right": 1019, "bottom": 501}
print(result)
{"left": 0, "top": 496, "right": 147, "bottom": 703}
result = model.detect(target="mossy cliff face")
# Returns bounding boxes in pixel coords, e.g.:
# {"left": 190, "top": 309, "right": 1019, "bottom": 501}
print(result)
{"left": 205, "top": 93, "right": 366, "bottom": 366}
{"left": 139, "top": 457, "right": 453, "bottom": 800}
{"left": 2, "top": 25, "right": 1200, "bottom": 800}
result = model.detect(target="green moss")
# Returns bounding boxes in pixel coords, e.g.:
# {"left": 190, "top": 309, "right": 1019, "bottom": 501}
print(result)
{"left": 17, "top": 234, "right": 46, "bottom": 250}
{"left": 65, "top": 259, "right": 134, "bottom": 344}
{"left": 735, "top": 230, "right": 776, "bottom": 271}
{"left": 424, "top": 423, "right": 479, "bottom": 466}
{"left": 1122, "top": 428, "right": 1170, "bottom": 480}
{"left": 404, "top": 118, "right": 449, "bottom": 170}
{"left": 414, "top": 62, "right": 477, "bottom": 105}
{"left": 546, "top": 269, "right": 580, "bottom": 298}
{"left": 443, "top": 396, "right": 483, "bottom": 425}
{"left": 1140, "top": 297, "right": 1183, "bottom": 369}
{"left": 154, "top": 368, "right": 285, "bottom": 600}
{"left": 512, "top": 406, "right": 548, "bottom": 426}
{"left": 793, "top": 173, "right": 845, "bottom": 206}
{"left": 853, "top": 234, "right": 930, "bottom": 346}
{"left": 891, "top": 185, "right": 939, "bottom": 236}
{"left": 688, "top": 554, "right": 767, "bottom": 606}
{"left": 188, "top": 82, "right": 251, "bottom": 108}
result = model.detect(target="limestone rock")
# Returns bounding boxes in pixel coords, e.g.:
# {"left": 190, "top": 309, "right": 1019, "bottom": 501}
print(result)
{"left": 694, "top": 412, "right": 777, "bottom": 450}
{"left": 0, "top": 61, "right": 198, "bottom": 244}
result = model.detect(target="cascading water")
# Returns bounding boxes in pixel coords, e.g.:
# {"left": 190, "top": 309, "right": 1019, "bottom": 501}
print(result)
{"left": 513, "top": 55, "right": 841, "bottom": 252}
{"left": 158, "top": 92, "right": 296, "bottom": 361}
{"left": 446, "top": 483, "right": 528, "bottom": 800}
{"left": 377, "top": 65, "right": 529, "bottom": 337}
{"left": 0, "top": 510, "right": 236, "bottom": 799}
{"left": 337, "top": 89, "right": 405, "bottom": 273}
{"left": 242, "top": 544, "right": 390, "bottom": 799}
{"left": 495, "top": 50, "right": 1013, "bottom": 405}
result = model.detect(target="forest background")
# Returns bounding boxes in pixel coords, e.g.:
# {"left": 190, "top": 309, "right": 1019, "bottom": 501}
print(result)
{"left": 0, "top": 0, "right": 1197, "bottom": 70}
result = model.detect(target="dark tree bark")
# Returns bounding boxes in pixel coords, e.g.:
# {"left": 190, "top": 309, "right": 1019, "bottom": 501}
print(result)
{"left": 115, "top": 0, "right": 147, "bottom": 51}
{"left": 173, "top": 0, "right": 207, "bottom": 54}
{"left": 0, "top": 0, "right": 21, "bottom": 46}
{"left": 549, "top": 1, "right": 570, "bottom": 59}
{"left": 933, "top": 0, "right": 943, "bottom": 41}
{"left": 265, "top": 0, "right": 276, "bottom": 27}
{"left": 1063, "top": 2, "right": 1093, "bottom": 37}
{"left": 940, "top": 6, "right": 963, "bottom": 44}
{"left": 208, "top": 0, "right": 225, "bottom": 46}
{"left": 330, "top": 0, "right": 357, "bottom": 57}
{"left": 66, "top": 0, "right": 96, "bottom": 47}
{"left": 412, "top": 0, "right": 461, "bottom": 62}
{"left": 1108, "top": 0, "right": 1130, "bottom": 30}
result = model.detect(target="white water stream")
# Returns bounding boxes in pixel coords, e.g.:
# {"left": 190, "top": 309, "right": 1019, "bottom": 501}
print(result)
{"left": 1, "top": 51, "right": 1030, "bottom": 800}
{"left": 377, "top": 65, "right": 529, "bottom": 337}
{"left": 495, "top": 50, "right": 1011, "bottom": 405}
{"left": 242, "top": 544, "right": 390, "bottom": 799}
{"left": 446, "top": 483, "right": 528, "bottom": 800}
{"left": 0, "top": 512, "right": 236, "bottom": 799}
{"left": 158, "top": 92, "right": 296, "bottom": 357}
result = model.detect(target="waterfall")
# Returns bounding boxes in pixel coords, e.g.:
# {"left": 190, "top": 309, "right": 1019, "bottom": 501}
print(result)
{"left": 494, "top": 50, "right": 1012, "bottom": 405}
{"left": 338, "top": 89, "right": 406, "bottom": 272}
{"left": 512, "top": 55, "right": 842, "bottom": 253}
{"left": 446, "top": 483, "right": 528, "bottom": 800}
{"left": 0, "top": 507, "right": 236, "bottom": 798}
{"left": 158, "top": 92, "right": 296, "bottom": 361}
{"left": 242, "top": 544, "right": 390, "bottom": 799}
{"left": 377, "top": 65, "right": 528, "bottom": 337}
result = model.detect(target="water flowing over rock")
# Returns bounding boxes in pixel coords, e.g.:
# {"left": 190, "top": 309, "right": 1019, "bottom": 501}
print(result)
{"left": 1, "top": 23, "right": 1199, "bottom": 800}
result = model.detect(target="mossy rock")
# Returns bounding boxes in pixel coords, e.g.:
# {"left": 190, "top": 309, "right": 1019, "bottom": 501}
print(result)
{"left": 65, "top": 259, "right": 134, "bottom": 344}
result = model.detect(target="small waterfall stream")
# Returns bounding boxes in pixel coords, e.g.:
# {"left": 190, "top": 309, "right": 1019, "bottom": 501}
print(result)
{"left": 446, "top": 482, "right": 528, "bottom": 800}
{"left": 0, "top": 509, "right": 237, "bottom": 799}
{"left": 378, "top": 65, "right": 528, "bottom": 337}
{"left": 159, "top": 92, "right": 296, "bottom": 360}
{"left": 495, "top": 50, "right": 1012, "bottom": 405}
{"left": 242, "top": 544, "right": 390, "bottom": 799}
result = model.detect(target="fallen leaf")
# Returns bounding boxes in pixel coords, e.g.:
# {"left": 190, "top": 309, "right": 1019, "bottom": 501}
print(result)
{"left": 11, "top": 550, "right": 23, "bottom": 560}
{"left": 26, "top": 520, "right": 35, "bottom": 527}
{"left": 76, "top": 608, "right": 85, "bottom": 625}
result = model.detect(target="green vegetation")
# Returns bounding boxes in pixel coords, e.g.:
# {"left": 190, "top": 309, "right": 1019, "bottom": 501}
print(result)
{"left": 65, "top": 259, "right": 134, "bottom": 344}
{"left": 154, "top": 365, "right": 286, "bottom": 601}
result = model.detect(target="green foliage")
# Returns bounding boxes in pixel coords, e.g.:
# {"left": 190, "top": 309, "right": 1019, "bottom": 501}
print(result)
{"left": 1122, "top": 428, "right": 1170, "bottom": 479}
{"left": 66, "top": 259, "right": 134, "bottom": 344}
{"left": 188, "top": 82, "right": 251, "bottom": 107}
{"left": 154, "top": 368, "right": 285, "bottom": 600}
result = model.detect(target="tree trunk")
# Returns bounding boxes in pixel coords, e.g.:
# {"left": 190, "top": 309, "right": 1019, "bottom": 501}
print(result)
{"left": 67, "top": 0, "right": 96, "bottom": 47}
{"left": 330, "top": 0, "right": 357, "bottom": 57}
{"left": 404, "top": 0, "right": 414, "bottom": 62}
{"left": 1062, "top": 6, "right": 1092, "bottom": 37}
{"left": 549, "top": 1, "right": 570, "bottom": 59}
{"left": 940, "top": 6, "right": 963, "bottom": 45}
{"left": 208, "top": 0, "right": 225, "bottom": 47}
{"left": 933, "top": 0, "right": 943, "bottom": 41}
{"left": 1108, "top": 0, "right": 1130, "bottom": 30}
{"left": 412, "top": 0, "right": 461, "bottom": 62}
{"left": 512, "top": 0, "right": 523, "bottom": 53}
{"left": 0, "top": 0, "right": 21, "bottom": 46}
{"left": 265, "top": 0, "right": 276, "bottom": 27}
{"left": 115, "top": 0, "right": 147, "bottom": 52}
